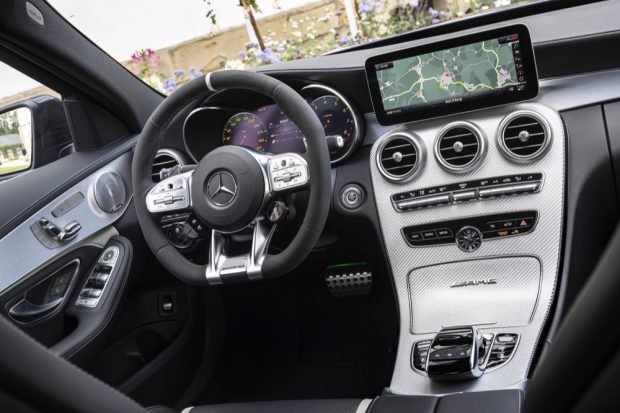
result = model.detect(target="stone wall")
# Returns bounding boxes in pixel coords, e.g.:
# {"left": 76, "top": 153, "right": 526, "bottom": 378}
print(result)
{"left": 131, "top": 0, "right": 344, "bottom": 77}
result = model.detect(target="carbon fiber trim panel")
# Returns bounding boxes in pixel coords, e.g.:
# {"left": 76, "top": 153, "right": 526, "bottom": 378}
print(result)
{"left": 408, "top": 256, "right": 541, "bottom": 334}
{"left": 369, "top": 102, "right": 564, "bottom": 394}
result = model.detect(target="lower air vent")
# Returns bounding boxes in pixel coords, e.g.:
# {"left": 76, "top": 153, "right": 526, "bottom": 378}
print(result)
{"left": 152, "top": 149, "right": 183, "bottom": 182}
{"left": 435, "top": 122, "right": 485, "bottom": 173}
{"left": 376, "top": 132, "right": 423, "bottom": 183}
{"left": 499, "top": 111, "right": 551, "bottom": 162}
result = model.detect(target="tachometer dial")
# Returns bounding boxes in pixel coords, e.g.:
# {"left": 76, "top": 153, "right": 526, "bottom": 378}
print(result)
{"left": 222, "top": 112, "right": 269, "bottom": 152}
{"left": 310, "top": 95, "right": 358, "bottom": 163}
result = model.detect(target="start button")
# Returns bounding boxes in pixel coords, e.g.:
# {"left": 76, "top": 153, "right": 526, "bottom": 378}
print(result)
{"left": 341, "top": 184, "right": 365, "bottom": 210}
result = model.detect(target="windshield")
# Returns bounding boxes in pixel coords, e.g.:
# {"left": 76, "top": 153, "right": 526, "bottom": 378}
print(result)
{"left": 20, "top": 1, "right": 542, "bottom": 98}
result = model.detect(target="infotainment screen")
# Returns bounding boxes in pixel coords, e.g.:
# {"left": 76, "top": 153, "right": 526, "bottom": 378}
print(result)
{"left": 365, "top": 25, "right": 538, "bottom": 125}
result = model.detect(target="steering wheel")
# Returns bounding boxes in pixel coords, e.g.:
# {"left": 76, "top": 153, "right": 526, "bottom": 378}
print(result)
{"left": 132, "top": 71, "right": 331, "bottom": 285}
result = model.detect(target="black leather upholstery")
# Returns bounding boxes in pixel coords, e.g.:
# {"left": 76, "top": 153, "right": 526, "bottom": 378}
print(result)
{"left": 367, "top": 395, "right": 437, "bottom": 413}
{"left": 524, "top": 224, "right": 620, "bottom": 412}
{"left": 190, "top": 399, "right": 364, "bottom": 413}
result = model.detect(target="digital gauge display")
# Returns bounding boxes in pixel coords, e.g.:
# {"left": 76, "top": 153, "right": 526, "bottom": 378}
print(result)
{"left": 310, "top": 95, "right": 356, "bottom": 162}
{"left": 222, "top": 112, "right": 269, "bottom": 152}
{"left": 221, "top": 90, "right": 361, "bottom": 163}
{"left": 222, "top": 105, "right": 306, "bottom": 154}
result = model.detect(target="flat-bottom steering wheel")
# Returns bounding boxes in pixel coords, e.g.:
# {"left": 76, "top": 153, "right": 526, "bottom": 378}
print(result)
{"left": 132, "top": 71, "right": 331, "bottom": 285}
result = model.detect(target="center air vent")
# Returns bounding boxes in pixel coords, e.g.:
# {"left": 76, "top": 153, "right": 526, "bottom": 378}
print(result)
{"left": 499, "top": 111, "right": 551, "bottom": 162}
{"left": 435, "top": 122, "right": 485, "bottom": 173}
{"left": 152, "top": 150, "right": 183, "bottom": 182}
{"left": 377, "top": 132, "right": 423, "bottom": 183}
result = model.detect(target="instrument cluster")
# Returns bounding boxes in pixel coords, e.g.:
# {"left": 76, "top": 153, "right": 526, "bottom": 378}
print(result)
{"left": 183, "top": 84, "right": 364, "bottom": 165}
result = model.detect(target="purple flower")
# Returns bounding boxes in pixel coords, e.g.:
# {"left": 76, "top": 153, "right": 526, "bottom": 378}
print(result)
{"left": 189, "top": 67, "right": 197, "bottom": 73}
{"left": 192, "top": 71, "right": 203, "bottom": 79}
{"left": 431, "top": 17, "right": 440, "bottom": 24}
{"left": 256, "top": 48, "right": 281, "bottom": 64}
{"left": 173, "top": 69, "right": 184, "bottom": 76}
{"left": 238, "top": 51, "right": 246, "bottom": 59}
{"left": 359, "top": 0, "right": 374, "bottom": 13}
{"left": 276, "top": 47, "right": 285, "bottom": 53}
{"left": 338, "top": 36, "right": 352, "bottom": 45}
{"left": 410, "top": 0, "right": 420, "bottom": 7}
{"left": 428, "top": 7, "right": 439, "bottom": 17}
{"left": 165, "top": 77, "right": 176, "bottom": 93}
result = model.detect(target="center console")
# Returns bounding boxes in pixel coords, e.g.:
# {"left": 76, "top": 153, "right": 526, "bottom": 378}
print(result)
{"left": 368, "top": 99, "right": 564, "bottom": 393}
{"left": 366, "top": 24, "right": 564, "bottom": 394}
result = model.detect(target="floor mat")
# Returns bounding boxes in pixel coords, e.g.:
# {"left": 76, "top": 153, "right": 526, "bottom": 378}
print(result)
{"left": 196, "top": 261, "right": 398, "bottom": 404}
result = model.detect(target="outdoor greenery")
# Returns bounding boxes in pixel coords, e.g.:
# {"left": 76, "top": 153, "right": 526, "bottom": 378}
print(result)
{"left": 0, "top": 110, "right": 19, "bottom": 136}
{"left": 130, "top": 0, "right": 529, "bottom": 94}
{"left": 0, "top": 109, "right": 30, "bottom": 176}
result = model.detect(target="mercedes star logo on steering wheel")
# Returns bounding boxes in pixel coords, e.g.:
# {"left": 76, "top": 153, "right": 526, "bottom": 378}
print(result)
{"left": 206, "top": 170, "right": 238, "bottom": 207}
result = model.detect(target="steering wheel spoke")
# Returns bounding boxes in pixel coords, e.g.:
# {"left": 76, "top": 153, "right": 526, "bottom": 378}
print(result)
{"left": 265, "top": 152, "right": 309, "bottom": 193}
{"left": 206, "top": 218, "right": 276, "bottom": 284}
{"left": 145, "top": 171, "right": 193, "bottom": 214}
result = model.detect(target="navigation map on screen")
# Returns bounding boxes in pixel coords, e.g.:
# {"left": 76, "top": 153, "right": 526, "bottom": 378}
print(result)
{"left": 375, "top": 34, "right": 526, "bottom": 114}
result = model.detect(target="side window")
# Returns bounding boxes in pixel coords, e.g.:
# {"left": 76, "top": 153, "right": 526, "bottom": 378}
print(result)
{"left": 0, "top": 61, "right": 68, "bottom": 178}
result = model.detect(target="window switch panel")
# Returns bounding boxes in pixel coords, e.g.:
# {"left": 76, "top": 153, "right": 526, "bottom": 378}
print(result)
{"left": 75, "top": 246, "right": 120, "bottom": 308}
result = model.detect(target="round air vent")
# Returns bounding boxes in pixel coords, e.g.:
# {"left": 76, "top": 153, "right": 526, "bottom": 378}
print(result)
{"left": 376, "top": 132, "right": 424, "bottom": 183}
{"left": 435, "top": 122, "right": 485, "bottom": 173}
{"left": 498, "top": 111, "right": 552, "bottom": 162}
{"left": 152, "top": 149, "right": 184, "bottom": 182}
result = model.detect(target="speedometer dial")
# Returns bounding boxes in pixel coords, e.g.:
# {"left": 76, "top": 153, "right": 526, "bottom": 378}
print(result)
{"left": 222, "top": 112, "right": 269, "bottom": 152}
{"left": 310, "top": 94, "right": 359, "bottom": 163}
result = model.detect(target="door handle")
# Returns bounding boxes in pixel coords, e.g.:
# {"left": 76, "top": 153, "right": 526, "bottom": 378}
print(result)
{"left": 9, "top": 297, "right": 63, "bottom": 322}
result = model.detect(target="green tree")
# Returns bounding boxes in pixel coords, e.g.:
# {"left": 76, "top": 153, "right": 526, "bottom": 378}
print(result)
{"left": 0, "top": 110, "right": 19, "bottom": 136}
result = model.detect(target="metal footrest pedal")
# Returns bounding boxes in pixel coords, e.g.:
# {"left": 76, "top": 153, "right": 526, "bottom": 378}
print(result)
{"left": 325, "top": 262, "right": 372, "bottom": 297}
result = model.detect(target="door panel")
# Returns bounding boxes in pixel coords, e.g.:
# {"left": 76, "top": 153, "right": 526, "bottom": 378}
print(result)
{"left": 0, "top": 152, "right": 132, "bottom": 295}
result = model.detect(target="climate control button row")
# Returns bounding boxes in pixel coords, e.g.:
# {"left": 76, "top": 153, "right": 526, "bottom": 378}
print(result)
{"left": 392, "top": 173, "right": 542, "bottom": 212}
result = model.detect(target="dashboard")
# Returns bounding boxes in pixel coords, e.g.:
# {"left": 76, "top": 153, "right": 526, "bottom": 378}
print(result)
{"left": 156, "top": 6, "right": 620, "bottom": 398}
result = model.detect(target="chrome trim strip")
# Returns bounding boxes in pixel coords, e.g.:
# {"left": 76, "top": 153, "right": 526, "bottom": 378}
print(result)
{"left": 356, "top": 399, "right": 373, "bottom": 413}
{"left": 204, "top": 72, "right": 215, "bottom": 92}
